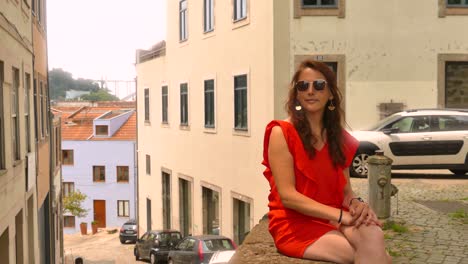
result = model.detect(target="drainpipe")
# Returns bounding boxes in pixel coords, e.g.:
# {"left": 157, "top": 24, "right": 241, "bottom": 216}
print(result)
{"left": 134, "top": 76, "right": 139, "bottom": 237}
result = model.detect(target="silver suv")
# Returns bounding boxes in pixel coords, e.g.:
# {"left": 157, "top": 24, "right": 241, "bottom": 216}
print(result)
{"left": 349, "top": 109, "right": 468, "bottom": 177}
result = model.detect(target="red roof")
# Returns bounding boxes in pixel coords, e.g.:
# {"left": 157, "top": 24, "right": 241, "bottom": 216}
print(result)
{"left": 53, "top": 106, "right": 136, "bottom": 141}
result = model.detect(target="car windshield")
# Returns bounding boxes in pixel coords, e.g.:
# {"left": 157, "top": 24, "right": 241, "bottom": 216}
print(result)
{"left": 366, "top": 113, "right": 402, "bottom": 131}
{"left": 202, "top": 239, "right": 235, "bottom": 252}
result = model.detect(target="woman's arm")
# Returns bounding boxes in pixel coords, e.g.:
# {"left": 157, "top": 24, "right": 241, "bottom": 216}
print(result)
{"left": 342, "top": 167, "right": 382, "bottom": 227}
{"left": 268, "top": 126, "right": 348, "bottom": 223}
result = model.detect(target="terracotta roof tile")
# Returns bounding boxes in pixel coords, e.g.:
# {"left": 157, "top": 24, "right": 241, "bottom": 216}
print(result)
{"left": 54, "top": 106, "right": 136, "bottom": 141}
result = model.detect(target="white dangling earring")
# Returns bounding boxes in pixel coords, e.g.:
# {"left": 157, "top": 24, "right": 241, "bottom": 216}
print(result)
{"left": 295, "top": 104, "right": 302, "bottom": 111}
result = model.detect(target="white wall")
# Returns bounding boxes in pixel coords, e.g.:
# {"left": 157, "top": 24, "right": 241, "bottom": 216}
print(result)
{"left": 62, "top": 140, "right": 136, "bottom": 234}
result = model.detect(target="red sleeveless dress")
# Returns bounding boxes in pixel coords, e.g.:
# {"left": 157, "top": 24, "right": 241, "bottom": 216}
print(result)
{"left": 262, "top": 120, "right": 359, "bottom": 258}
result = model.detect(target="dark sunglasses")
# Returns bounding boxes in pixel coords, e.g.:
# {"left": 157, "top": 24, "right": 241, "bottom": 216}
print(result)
{"left": 294, "top": 79, "right": 327, "bottom": 92}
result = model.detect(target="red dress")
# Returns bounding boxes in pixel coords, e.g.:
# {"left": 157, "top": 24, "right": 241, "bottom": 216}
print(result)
{"left": 262, "top": 120, "right": 359, "bottom": 258}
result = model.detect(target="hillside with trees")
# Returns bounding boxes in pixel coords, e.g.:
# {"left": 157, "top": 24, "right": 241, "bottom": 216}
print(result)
{"left": 49, "top": 68, "right": 119, "bottom": 101}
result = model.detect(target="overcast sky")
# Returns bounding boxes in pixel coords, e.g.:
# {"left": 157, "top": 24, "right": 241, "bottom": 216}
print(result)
{"left": 47, "top": 0, "right": 166, "bottom": 81}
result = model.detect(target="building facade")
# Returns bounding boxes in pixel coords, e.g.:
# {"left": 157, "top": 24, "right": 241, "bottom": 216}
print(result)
{"left": 55, "top": 104, "right": 136, "bottom": 234}
{"left": 1, "top": 0, "right": 62, "bottom": 263}
{"left": 135, "top": 0, "right": 468, "bottom": 245}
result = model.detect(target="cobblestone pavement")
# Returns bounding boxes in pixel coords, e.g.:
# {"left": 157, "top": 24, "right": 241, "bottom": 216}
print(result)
{"left": 351, "top": 172, "right": 468, "bottom": 264}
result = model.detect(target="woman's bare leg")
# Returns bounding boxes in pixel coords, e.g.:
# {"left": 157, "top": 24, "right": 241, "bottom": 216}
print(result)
{"left": 302, "top": 230, "right": 355, "bottom": 264}
{"left": 340, "top": 224, "right": 391, "bottom": 264}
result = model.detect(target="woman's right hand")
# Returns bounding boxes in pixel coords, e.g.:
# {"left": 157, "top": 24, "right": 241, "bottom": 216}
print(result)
{"left": 339, "top": 211, "right": 356, "bottom": 226}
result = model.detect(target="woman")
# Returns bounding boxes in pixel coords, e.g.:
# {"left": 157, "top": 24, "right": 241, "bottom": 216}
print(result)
{"left": 262, "top": 60, "right": 391, "bottom": 263}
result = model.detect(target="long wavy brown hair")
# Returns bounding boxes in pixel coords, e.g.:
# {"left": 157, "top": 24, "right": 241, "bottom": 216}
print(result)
{"left": 286, "top": 59, "right": 346, "bottom": 167}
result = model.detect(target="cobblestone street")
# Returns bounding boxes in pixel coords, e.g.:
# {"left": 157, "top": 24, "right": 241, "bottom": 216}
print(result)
{"left": 352, "top": 172, "right": 468, "bottom": 264}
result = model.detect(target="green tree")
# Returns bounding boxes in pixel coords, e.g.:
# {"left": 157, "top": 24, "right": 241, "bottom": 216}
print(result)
{"left": 49, "top": 68, "right": 101, "bottom": 100}
{"left": 63, "top": 190, "right": 88, "bottom": 218}
{"left": 80, "top": 89, "right": 120, "bottom": 101}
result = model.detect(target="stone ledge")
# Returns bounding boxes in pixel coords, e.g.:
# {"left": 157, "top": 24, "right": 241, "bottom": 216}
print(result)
{"left": 230, "top": 218, "right": 333, "bottom": 264}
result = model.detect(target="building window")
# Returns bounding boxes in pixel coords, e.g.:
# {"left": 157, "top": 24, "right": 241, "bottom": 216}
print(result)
{"left": 302, "top": 0, "right": 338, "bottom": 7}
{"left": 117, "top": 166, "right": 129, "bottom": 182}
{"left": 24, "top": 73, "right": 31, "bottom": 152}
{"left": 179, "top": 178, "right": 192, "bottom": 237}
{"left": 117, "top": 200, "right": 130, "bottom": 217}
{"left": 12, "top": 67, "right": 20, "bottom": 161}
{"left": 144, "top": 88, "right": 150, "bottom": 122}
{"left": 162, "top": 86, "right": 168, "bottom": 123}
{"left": 233, "top": 0, "right": 247, "bottom": 21}
{"left": 93, "top": 166, "right": 105, "bottom": 182}
{"left": 234, "top": 75, "right": 248, "bottom": 130}
{"left": 32, "top": 0, "right": 35, "bottom": 14}
{"left": 204, "top": 0, "right": 214, "bottom": 32}
{"left": 40, "top": 81, "right": 44, "bottom": 137}
{"left": 64, "top": 216, "right": 75, "bottom": 228}
{"left": 180, "top": 83, "right": 189, "bottom": 126}
{"left": 202, "top": 187, "right": 219, "bottom": 235}
{"left": 162, "top": 171, "right": 171, "bottom": 229}
{"left": 95, "top": 125, "right": 108, "bottom": 136}
{"left": 233, "top": 198, "right": 251, "bottom": 245}
{"left": 445, "top": 61, "right": 468, "bottom": 108}
{"left": 146, "top": 155, "right": 151, "bottom": 175}
{"left": 447, "top": 0, "right": 468, "bottom": 7}
{"left": 179, "top": 0, "right": 188, "bottom": 41}
{"left": 204, "top": 80, "right": 215, "bottom": 128}
{"left": 294, "top": 0, "right": 345, "bottom": 18}
{"left": 62, "top": 150, "right": 74, "bottom": 165}
{"left": 0, "top": 61, "right": 5, "bottom": 169}
{"left": 62, "top": 182, "right": 75, "bottom": 197}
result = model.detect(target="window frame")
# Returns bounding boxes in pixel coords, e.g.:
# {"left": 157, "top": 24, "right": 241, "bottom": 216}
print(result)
{"left": 62, "top": 149, "right": 74, "bottom": 165}
{"left": 233, "top": 0, "right": 247, "bottom": 21}
{"left": 117, "top": 200, "right": 130, "bottom": 217}
{"left": 95, "top": 125, "right": 109, "bottom": 136}
{"left": 201, "top": 183, "right": 221, "bottom": 235}
{"left": 162, "top": 85, "right": 169, "bottom": 124}
{"left": 92, "top": 165, "right": 106, "bottom": 182}
{"left": 24, "top": 73, "right": 31, "bottom": 153}
{"left": 0, "top": 61, "right": 5, "bottom": 170}
{"left": 180, "top": 83, "right": 189, "bottom": 126}
{"left": 302, "top": 0, "right": 338, "bottom": 8}
{"left": 12, "top": 67, "right": 21, "bottom": 161}
{"left": 179, "top": 0, "right": 188, "bottom": 42}
{"left": 204, "top": 79, "right": 215, "bottom": 129}
{"left": 146, "top": 154, "right": 151, "bottom": 175}
{"left": 233, "top": 74, "right": 248, "bottom": 131}
{"left": 63, "top": 216, "right": 75, "bottom": 228}
{"left": 204, "top": 0, "right": 215, "bottom": 33}
{"left": 439, "top": 0, "right": 468, "bottom": 16}
{"left": 144, "top": 88, "right": 150, "bottom": 123}
{"left": 117, "top": 166, "right": 129, "bottom": 182}
{"left": 162, "top": 170, "right": 172, "bottom": 229}
{"left": 62, "top": 182, "right": 75, "bottom": 197}
{"left": 294, "top": 0, "right": 345, "bottom": 18}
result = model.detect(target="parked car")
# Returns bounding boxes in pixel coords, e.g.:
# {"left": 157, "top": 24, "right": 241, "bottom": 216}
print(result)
{"left": 167, "top": 235, "right": 237, "bottom": 264}
{"left": 119, "top": 219, "right": 137, "bottom": 244}
{"left": 349, "top": 109, "right": 468, "bottom": 177}
{"left": 134, "top": 230, "right": 182, "bottom": 264}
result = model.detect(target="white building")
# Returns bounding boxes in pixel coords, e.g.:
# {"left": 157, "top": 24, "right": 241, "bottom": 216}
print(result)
{"left": 135, "top": 0, "right": 468, "bottom": 246}
{"left": 54, "top": 105, "right": 136, "bottom": 234}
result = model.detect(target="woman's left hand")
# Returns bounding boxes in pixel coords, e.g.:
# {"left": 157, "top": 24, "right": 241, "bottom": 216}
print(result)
{"left": 349, "top": 201, "right": 382, "bottom": 228}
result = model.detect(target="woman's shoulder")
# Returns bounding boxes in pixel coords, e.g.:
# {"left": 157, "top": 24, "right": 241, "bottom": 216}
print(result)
{"left": 266, "top": 119, "right": 294, "bottom": 128}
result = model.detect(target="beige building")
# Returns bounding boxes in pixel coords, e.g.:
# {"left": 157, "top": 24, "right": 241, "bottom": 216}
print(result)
{"left": 0, "top": 0, "right": 62, "bottom": 263}
{"left": 136, "top": 0, "right": 468, "bottom": 245}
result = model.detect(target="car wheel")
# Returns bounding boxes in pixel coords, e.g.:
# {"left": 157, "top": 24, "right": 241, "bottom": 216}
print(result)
{"left": 350, "top": 150, "right": 372, "bottom": 178}
{"left": 150, "top": 253, "right": 158, "bottom": 264}
{"left": 134, "top": 248, "right": 140, "bottom": 261}
{"left": 120, "top": 239, "right": 125, "bottom": 244}
{"left": 450, "top": 169, "right": 467, "bottom": 175}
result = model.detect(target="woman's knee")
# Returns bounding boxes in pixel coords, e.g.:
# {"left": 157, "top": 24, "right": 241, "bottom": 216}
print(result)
{"left": 355, "top": 225, "right": 385, "bottom": 247}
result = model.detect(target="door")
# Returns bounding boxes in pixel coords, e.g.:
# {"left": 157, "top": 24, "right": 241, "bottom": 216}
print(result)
{"left": 146, "top": 198, "right": 152, "bottom": 231}
{"left": 429, "top": 115, "right": 468, "bottom": 165}
{"left": 93, "top": 200, "right": 106, "bottom": 228}
{"left": 383, "top": 115, "right": 434, "bottom": 165}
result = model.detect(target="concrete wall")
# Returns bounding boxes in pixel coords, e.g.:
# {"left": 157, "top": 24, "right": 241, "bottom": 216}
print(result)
{"left": 290, "top": 0, "right": 468, "bottom": 129}
{"left": 137, "top": 0, "right": 273, "bottom": 239}
{"left": 62, "top": 140, "right": 136, "bottom": 234}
